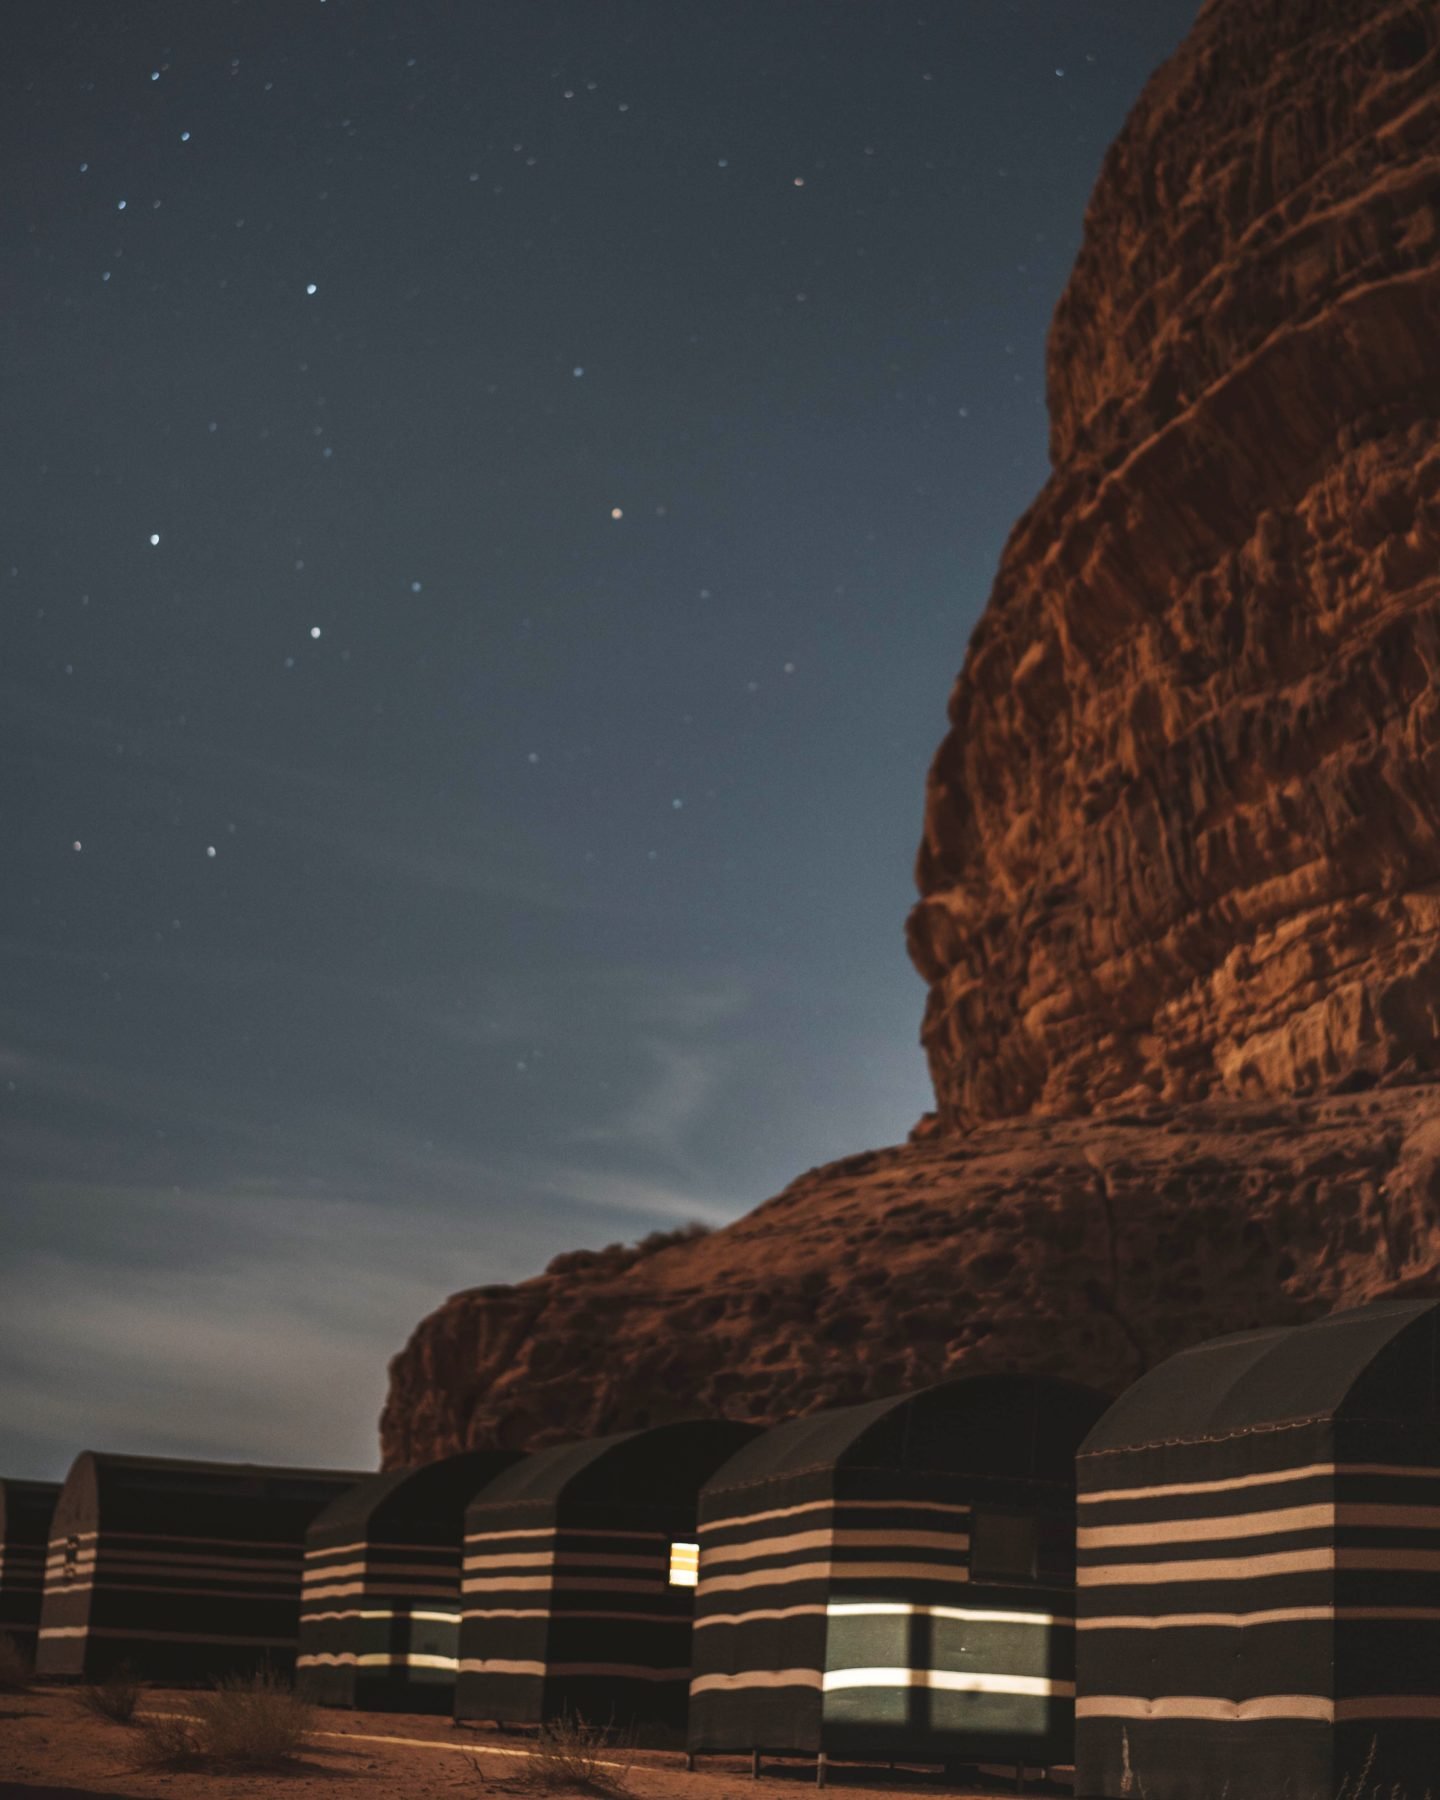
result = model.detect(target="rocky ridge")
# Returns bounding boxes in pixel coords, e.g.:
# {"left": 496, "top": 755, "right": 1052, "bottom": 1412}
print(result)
{"left": 382, "top": 0, "right": 1440, "bottom": 1466}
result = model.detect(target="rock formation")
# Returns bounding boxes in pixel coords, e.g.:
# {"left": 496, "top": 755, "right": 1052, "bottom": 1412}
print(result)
{"left": 382, "top": 0, "right": 1440, "bottom": 1467}
{"left": 908, "top": 0, "right": 1440, "bottom": 1129}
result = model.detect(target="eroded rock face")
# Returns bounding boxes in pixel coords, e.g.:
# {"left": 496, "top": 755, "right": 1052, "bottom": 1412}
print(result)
{"left": 382, "top": 1087, "right": 1440, "bottom": 1466}
{"left": 382, "top": 0, "right": 1440, "bottom": 1465}
{"left": 907, "top": 0, "right": 1440, "bottom": 1130}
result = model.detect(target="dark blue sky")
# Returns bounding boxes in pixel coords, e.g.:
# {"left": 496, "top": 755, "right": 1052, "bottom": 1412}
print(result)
{"left": 3, "top": 0, "right": 1199, "bottom": 1479}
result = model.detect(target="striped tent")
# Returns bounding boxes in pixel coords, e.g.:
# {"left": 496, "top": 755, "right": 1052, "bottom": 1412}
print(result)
{"left": 36, "top": 1451, "right": 368, "bottom": 1682}
{"left": 0, "top": 1479, "right": 61, "bottom": 1661}
{"left": 297, "top": 1449, "right": 521, "bottom": 1712}
{"left": 688, "top": 1373, "right": 1107, "bottom": 1775}
{"left": 1074, "top": 1297, "right": 1440, "bottom": 1800}
{"left": 455, "top": 1419, "right": 760, "bottom": 1735}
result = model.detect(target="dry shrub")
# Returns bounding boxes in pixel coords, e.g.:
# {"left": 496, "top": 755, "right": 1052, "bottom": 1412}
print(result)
{"left": 473, "top": 1713, "right": 635, "bottom": 1800}
{"left": 77, "top": 1664, "right": 142, "bottom": 1724}
{"left": 0, "top": 1633, "right": 32, "bottom": 1692}
{"left": 137, "top": 1668, "right": 313, "bottom": 1771}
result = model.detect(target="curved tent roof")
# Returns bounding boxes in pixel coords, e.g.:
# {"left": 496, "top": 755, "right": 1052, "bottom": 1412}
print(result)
{"left": 468, "top": 1419, "right": 759, "bottom": 1514}
{"left": 705, "top": 1372, "right": 1109, "bottom": 1493}
{"left": 307, "top": 1450, "right": 519, "bottom": 1541}
{"left": 1082, "top": 1297, "right": 1440, "bottom": 1456}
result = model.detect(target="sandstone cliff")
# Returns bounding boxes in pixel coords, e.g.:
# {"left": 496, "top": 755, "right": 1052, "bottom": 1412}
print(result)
{"left": 908, "top": 0, "right": 1440, "bottom": 1129}
{"left": 383, "top": 1088, "right": 1440, "bottom": 1464}
{"left": 382, "top": 0, "right": 1440, "bottom": 1466}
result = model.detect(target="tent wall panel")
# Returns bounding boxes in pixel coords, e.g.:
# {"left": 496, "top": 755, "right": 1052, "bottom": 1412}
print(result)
{"left": 689, "top": 1374, "right": 1106, "bottom": 1771}
{"left": 455, "top": 1420, "right": 759, "bottom": 1735}
{"left": 0, "top": 1480, "right": 61, "bottom": 1660}
{"left": 35, "top": 1452, "right": 367, "bottom": 1682}
{"left": 297, "top": 1450, "right": 520, "bottom": 1713}
{"left": 1075, "top": 1299, "right": 1440, "bottom": 1800}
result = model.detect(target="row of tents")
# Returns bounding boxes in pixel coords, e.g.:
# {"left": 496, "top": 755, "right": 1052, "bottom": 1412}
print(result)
{"left": 6, "top": 1295, "right": 1440, "bottom": 1800}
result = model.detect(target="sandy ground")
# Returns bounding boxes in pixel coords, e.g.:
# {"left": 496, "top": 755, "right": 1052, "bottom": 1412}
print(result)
{"left": 0, "top": 1688, "right": 1062, "bottom": 1800}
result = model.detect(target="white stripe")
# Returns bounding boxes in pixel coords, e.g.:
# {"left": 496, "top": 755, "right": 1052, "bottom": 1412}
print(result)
{"left": 691, "top": 1668, "right": 823, "bottom": 1694}
{"left": 693, "top": 1605, "right": 828, "bottom": 1629}
{"left": 1077, "top": 1504, "right": 1333, "bottom": 1549}
{"left": 1079, "top": 1462, "right": 1440, "bottom": 1505}
{"left": 1080, "top": 1548, "right": 1333, "bottom": 1585}
{"left": 704, "top": 1498, "right": 971, "bottom": 1533}
{"left": 462, "top": 1575, "right": 555, "bottom": 1593}
{"left": 300, "top": 1608, "right": 460, "bottom": 1624}
{"left": 827, "top": 1602, "right": 1068, "bottom": 1627}
{"left": 698, "top": 1559, "right": 972, "bottom": 1596}
{"left": 1075, "top": 1695, "right": 1440, "bottom": 1723}
{"left": 822, "top": 1667, "right": 1072, "bottom": 1698}
{"left": 302, "top": 1582, "right": 458, "bottom": 1601}
{"left": 297, "top": 1652, "right": 457, "bottom": 1671}
{"left": 702, "top": 1528, "right": 967, "bottom": 1570}
{"left": 1079, "top": 1607, "right": 1334, "bottom": 1630}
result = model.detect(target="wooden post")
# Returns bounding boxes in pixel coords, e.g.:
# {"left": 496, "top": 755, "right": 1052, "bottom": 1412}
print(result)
{"left": 1015, "top": 1764, "right": 1025, "bottom": 1797}
{"left": 752, "top": 1749, "right": 762, "bottom": 1780}
{"left": 684, "top": 1752, "right": 695, "bottom": 1772}
{"left": 817, "top": 1752, "right": 828, "bottom": 1789}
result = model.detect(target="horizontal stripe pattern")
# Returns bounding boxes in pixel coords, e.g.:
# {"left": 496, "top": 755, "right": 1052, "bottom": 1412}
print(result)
{"left": 690, "top": 1484, "right": 1078, "bottom": 1761}
{"left": 1076, "top": 1450, "right": 1440, "bottom": 1778}
{"left": 455, "top": 1513, "right": 701, "bottom": 1729}
{"left": 0, "top": 1487, "right": 52, "bottom": 1654}
{"left": 35, "top": 1463, "right": 361, "bottom": 1681}
{"left": 297, "top": 1536, "right": 465, "bottom": 1708}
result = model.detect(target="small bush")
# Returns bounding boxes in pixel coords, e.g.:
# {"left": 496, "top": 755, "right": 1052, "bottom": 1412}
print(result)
{"left": 136, "top": 1668, "right": 313, "bottom": 1771}
{"left": 473, "top": 1713, "right": 635, "bottom": 1800}
{"left": 0, "top": 1633, "right": 32, "bottom": 1692}
{"left": 78, "top": 1664, "right": 141, "bottom": 1724}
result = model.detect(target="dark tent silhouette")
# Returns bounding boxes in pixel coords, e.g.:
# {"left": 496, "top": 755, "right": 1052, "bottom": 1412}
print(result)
{"left": 688, "top": 1373, "right": 1107, "bottom": 1777}
{"left": 1075, "top": 1297, "right": 1440, "bottom": 1800}
{"left": 35, "top": 1451, "right": 367, "bottom": 1682}
{"left": 296, "top": 1449, "right": 521, "bottom": 1712}
{"left": 1, "top": 1478, "right": 61, "bottom": 1660}
{"left": 455, "top": 1419, "right": 760, "bottom": 1734}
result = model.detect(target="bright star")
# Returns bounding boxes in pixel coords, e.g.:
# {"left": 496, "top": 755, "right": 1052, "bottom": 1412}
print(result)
{"left": 148, "top": 533, "right": 160, "bottom": 546}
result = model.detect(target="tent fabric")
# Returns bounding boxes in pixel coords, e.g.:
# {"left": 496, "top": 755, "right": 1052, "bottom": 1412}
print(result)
{"left": 296, "top": 1449, "right": 521, "bottom": 1712}
{"left": 455, "top": 1419, "right": 760, "bottom": 1733}
{"left": 35, "top": 1451, "right": 368, "bottom": 1682}
{"left": 689, "top": 1374, "right": 1108, "bottom": 1769}
{"left": 1074, "top": 1298, "right": 1440, "bottom": 1800}
{"left": 0, "top": 1479, "right": 61, "bottom": 1659}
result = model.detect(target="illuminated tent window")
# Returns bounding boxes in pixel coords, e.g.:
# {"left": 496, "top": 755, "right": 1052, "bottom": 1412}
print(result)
{"left": 668, "top": 1540, "right": 699, "bottom": 1586}
{"left": 969, "top": 1510, "right": 1038, "bottom": 1582}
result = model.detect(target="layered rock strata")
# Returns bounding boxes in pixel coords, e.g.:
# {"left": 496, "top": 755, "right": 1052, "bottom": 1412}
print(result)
{"left": 908, "top": 0, "right": 1440, "bottom": 1128}
{"left": 382, "top": 1086, "right": 1440, "bottom": 1465}
{"left": 383, "top": 0, "right": 1440, "bottom": 1465}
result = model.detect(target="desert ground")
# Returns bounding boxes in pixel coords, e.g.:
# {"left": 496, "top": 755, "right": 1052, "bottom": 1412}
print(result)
{"left": 0, "top": 1688, "right": 1051, "bottom": 1800}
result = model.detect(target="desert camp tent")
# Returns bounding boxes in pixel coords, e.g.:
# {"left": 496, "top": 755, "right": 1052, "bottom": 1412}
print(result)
{"left": 1074, "top": 1298, "right": 1440, "bottom": 1800}
{"left": 688, "top": 1373, "right": 1107, "bottom": 1778}
{"left": 36, "top": 1451, "right": 368, "bottom": 1682}
{"left": 0, "top": 1478, "right": 61, "bottom": 1661}
{"left": 296, "top": 1449, "right": 522, "bottom": 1712}
{"left": 455, "top": 1419, "right": 760, "bottom": 1734}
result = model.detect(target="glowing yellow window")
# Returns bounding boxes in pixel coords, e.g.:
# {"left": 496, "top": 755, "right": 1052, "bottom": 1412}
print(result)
{"left": 668, "top": 1541, "right": 699, "bottom": 1587}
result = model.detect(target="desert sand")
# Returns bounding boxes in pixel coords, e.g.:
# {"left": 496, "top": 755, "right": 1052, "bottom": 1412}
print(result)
{"left": 0, "top": 1688, "right": 1046, "bottom": 1800}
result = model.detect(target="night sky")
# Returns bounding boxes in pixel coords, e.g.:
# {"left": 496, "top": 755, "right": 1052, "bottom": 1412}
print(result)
{"left": 4, "top": 1, "right": 1200, "bottom": 1481}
